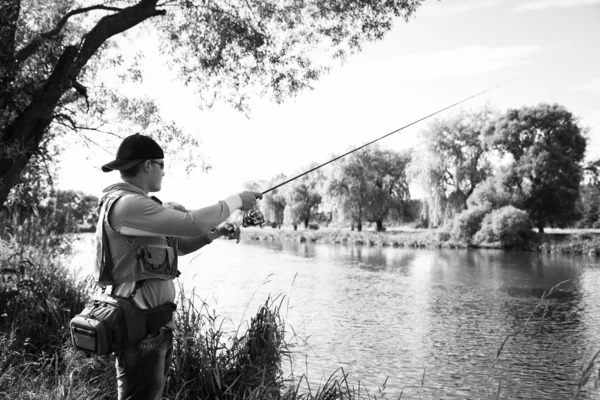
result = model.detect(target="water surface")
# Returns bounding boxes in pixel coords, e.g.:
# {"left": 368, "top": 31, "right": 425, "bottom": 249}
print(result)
{"left": 176, "top": 239, "right": 600, "bottom": 399}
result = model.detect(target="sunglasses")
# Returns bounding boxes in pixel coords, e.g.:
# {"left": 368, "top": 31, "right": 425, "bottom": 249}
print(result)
{"left": 149, "top": 161, "right": 165, "bottom": 170}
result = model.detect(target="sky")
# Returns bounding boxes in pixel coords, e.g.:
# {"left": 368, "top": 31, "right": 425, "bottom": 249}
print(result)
{"left": 57, "top": 0, "right": 600, "bottom": 207}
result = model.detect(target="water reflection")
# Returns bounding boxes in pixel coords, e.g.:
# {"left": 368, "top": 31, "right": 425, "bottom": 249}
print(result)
{"left": 178, "top": 240, "right": 600, "bottom": 399}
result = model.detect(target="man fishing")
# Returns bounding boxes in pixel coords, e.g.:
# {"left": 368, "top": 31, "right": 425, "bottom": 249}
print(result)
{"left": 95, "top": 133, "right": 262, "bottom": 400}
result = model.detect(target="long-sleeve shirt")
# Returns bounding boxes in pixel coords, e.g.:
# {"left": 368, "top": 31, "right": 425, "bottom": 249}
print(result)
{"left": 102, "top": 182, "right": 241, "bottom": 329}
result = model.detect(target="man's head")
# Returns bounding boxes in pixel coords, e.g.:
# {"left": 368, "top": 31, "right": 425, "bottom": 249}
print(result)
{"left": 102, "top": 134, "right": 165, "bottom": 193}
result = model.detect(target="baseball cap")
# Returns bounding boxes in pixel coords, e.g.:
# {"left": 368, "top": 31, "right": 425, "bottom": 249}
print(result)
{"left": 101, "top": 134, "right": 164, "bottom": 172}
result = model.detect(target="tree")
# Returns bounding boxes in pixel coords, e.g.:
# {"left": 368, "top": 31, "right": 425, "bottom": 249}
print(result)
{"left": 0, "top": 0, "right": 425, "bottom": 207}
{"left": 41, "top": 189, "right": 99, "bottom": 233}
{"left": 362, "top": 148, "right": 411, "bottom": 231}
{"left": 283, "top": 169, "right": 323, "bottom": 230}
{"left": 466, "top": 166, "right": 526, "bottom": 211}
{"left": 409, "top": 106, "right": 497, "bottom": 227}
{"left": 261, "top": 174, "right": 286, "bottom": 228}
{"left": 328, "top": 151, "right": 369, "bottom": 231}
{"left": 491, "top": 103, "right": 586, "bottom": 232}
{"left": 328, "top": 146, "right": 411, "bottom": 231}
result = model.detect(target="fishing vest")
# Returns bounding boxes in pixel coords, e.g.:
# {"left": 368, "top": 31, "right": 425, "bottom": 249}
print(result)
{"left": 94, "top": 186, "right": 179, "bottom": 287}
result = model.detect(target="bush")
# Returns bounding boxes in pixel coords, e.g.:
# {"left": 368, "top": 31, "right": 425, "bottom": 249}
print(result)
{"left": 473, "top": 206, "right": 534, "bottom": 248}
{"left": 449, "top": 206, "right": 489, "bottom": 243}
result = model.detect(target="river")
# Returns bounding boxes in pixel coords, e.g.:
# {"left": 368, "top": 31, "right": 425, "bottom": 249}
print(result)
{"left": 73, "top": 234, "right": 600, "bottom": 399}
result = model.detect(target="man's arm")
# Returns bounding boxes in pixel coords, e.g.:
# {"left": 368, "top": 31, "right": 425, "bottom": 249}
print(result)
{"left": 108, "top": 191, "right": 261, "bottom": 238}
{"left": 109, "top": 195, "right": 238, "bottom": 237}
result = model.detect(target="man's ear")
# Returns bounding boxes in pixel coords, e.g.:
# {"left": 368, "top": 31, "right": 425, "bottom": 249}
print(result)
{"left": 142, "top": 160, "right": 152, "bottom": 172}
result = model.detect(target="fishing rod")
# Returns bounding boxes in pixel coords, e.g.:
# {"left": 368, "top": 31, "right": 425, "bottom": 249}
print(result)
{"left": 262, "top": 79, "right": 514, "bottom": 195}
{"left": 228, "top": 79, "right": 515, "bottom": 232}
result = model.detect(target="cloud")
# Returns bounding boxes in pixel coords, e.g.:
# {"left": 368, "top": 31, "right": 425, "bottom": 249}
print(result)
{"left": 567, "top": 78, "right": 600, "bottom": 92}
{"left": 419, "top": 0, "right": 500, "bottom": 17}
{"left": 515, "top": 0, "right": 600, "bottom": 12}
{"left": 343, "top": 45, "right": 540, "bottom": 82}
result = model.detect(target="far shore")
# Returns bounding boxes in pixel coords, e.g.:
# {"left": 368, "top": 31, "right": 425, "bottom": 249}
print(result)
{"left": 237, "top": 225, "right": 600, "bottom": 255}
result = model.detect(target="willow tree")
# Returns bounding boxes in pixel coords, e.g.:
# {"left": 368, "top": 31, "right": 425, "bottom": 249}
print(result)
{"left": 328, "top": 146, "right": 411, "bottom": 231}
{"left": 261, "top": 174, "right": 287, "bottom": 228}
{"left": 0, "top": 0, "right": 425, "bottom": 207}
{"left": 409, "top": 107, "right": 498, "bottom": 227}
{"left": 283, "top": 168, "right": 323, "bottom": 230}
{"left": 328, "top": 150, "right": 369, "bottom": 231}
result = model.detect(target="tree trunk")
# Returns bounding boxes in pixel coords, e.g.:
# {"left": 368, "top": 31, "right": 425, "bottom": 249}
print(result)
{"left": 0, "top": 0, "right": 165, "bottom": 207}
{"left": 376, "top": 220, "right": 384, "bottom": 232}
{"left": 357, "top": 221, "right": 362, "bottom": 232}
{"left": 293, "top": 224, "right": 298, "bottom": 231}
{"left": 304, "top": 218, "right": 309, "bottom": 229}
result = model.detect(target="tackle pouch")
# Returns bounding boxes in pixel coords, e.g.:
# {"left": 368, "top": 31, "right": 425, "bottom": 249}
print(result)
{"left": 138, "top": 244, "right": 177, "bottom": 276}
{"left": 70, "top": 293, "right": 175, "bottom": 356}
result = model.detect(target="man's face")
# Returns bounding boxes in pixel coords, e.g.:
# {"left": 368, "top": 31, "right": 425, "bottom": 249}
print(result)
{"left": 148, "top": 159, "right": 165, "bottom": 192}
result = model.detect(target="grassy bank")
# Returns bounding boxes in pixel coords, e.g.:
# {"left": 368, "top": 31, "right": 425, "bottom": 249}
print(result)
{"left": 241, "top": 226, "right": 600, "bottom": 254}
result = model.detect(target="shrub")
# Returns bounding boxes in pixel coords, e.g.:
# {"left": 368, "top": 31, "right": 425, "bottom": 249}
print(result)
{"left": 449, "top": 206, "right": 489, "bottom": 243}
{"left": 473, "top": 206, "right": 534, "bottom": 248}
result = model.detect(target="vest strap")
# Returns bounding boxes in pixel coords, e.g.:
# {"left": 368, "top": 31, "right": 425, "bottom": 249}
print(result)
{"left": 100, "top": 202, "right": 145, "bottom": 298}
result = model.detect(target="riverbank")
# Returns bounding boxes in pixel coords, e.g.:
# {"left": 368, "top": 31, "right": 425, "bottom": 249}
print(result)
{"left": 241, "top": 226, "right": 600, "bottom": 255}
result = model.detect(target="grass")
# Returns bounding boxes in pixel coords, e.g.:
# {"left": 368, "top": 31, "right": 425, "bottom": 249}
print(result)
{"left": 244, "top": 227, "right": 447, "bottom": 249}
{"left": 242, "top": 226, "right": 600, "bottom": 254}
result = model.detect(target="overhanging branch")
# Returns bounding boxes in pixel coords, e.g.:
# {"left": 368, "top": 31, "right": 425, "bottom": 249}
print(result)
{"left": 15, "top": 5, "right": 125, "bottom": 64}
{"left": 74, "top": 0, "right": 166, "bottom": 71}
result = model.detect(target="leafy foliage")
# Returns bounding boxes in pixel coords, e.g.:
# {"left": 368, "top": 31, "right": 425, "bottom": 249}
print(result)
{"left": 1, "top": 0, "right": 425, "bottom": 206}
{"left": 284, "top": 169, "right": 323, "bottom": 229}
{"left": 0, "top": 222, "right": 94, "bottom": 371}
{"left": 491, "top": 103, "right": 586, "bottom": 232}
{"left": 262, "top": 174, "right": 287, "bottom": 228}
{"left": 466, "top": 169, "right": 522, "bottom": 211}
{"left": 327, "top": 146, "right": 411, "bottom": 231}
{"left": 362, "top": 147, "right": 411, "bottom": 231}
{"left": 448, "top": 205, "right": 489, "bottom": 244}
{"left": 328, "top": 152, "right": 369, "bottom": 231}
{"left": 473, "top": 205, "right": 535, "bottom": 248}
{"left": 409, "top": 107, "right": 498, "bottom": 227}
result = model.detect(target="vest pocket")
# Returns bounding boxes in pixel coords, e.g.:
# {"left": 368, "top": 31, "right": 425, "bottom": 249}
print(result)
{"left": 138, "top": 245, "right": 175, "bottom": 274}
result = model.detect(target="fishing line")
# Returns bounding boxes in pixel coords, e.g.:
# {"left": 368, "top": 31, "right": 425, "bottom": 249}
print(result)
{"left": 261, "top": 79, "right": 515, "bottom": 195}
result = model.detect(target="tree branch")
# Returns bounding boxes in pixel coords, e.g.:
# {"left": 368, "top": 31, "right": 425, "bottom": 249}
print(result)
{"left": 15, "top": 5, "right": 125, "bottom": 64}
{"left": 72, "top": 80, "right": 89, "bottom": 110}
{"left": 74, "top": 0, "right": 165, "bottom": 72}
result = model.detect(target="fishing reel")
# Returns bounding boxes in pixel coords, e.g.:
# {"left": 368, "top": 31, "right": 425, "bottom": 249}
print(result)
{"left": 220, "top": 207, "right": 265, "bottom": 243}
{"left": 242, "top": 206, "right": 265, "bottom": 227}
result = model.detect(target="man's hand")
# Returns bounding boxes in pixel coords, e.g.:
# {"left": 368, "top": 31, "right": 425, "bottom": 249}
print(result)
{"left": 216, "top": 222, "right": 241, "bottom": 243}
{"left": 238, "top": 191, "right": 263, "bottom": 211}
